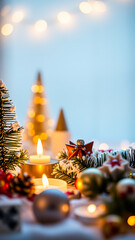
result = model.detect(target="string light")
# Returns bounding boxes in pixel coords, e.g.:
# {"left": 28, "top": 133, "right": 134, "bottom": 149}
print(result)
{"left": 33, "top": 135, "right": 39, "bottom": 144}
{"left": 90, "top": 1, "right": 107, "bottom": 14}
{"left": 34, "top": 20, "right": 47, "bottom": 33}
{"left": 79, "top": 2, "right": 92, "bottom": 14}
{"left": 36, "top": 114, "right": 45, "bottom": 122}
{"left": 32, "top": 84, "right": 44, "bottom": 93}
{"left": 1, "top": 24, "right": 13, "bottom": 36}
{"left": 40, "top": 132, "right": 48, "bottom": 140}
{"left": 127, "top": 216, "right": 135, "bottom": 226}
{"left": 57, "top": 11, "right": 71, "bottom": 25}
{"left": 28, "top": 109, "right": 35, "bottom": 118}
{"left": 12, "top": 10, "right": 25, "bottom": 23}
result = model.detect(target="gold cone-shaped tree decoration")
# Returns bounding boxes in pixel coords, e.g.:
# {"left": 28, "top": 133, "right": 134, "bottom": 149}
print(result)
{"left": 23, "top": 73, "right": 53, "bottom": 153}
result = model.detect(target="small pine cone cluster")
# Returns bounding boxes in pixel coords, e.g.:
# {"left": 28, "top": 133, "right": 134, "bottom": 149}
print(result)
{"left": 9, "top": 173, "right": 35, "bottom": 198}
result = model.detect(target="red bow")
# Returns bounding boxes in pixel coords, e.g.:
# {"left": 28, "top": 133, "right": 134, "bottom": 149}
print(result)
{"left": 66, "top": 141, "right": 94, "bottom": 160}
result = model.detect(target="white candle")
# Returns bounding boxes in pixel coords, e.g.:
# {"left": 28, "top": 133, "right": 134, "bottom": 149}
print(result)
{"left": 30, "top": 139, "right": 50, "bottom": 164}
{"left": 34, "top": 174, "right": 67, "bottom": 194}
{"left": 74, "top": 203, "right": 106, "bottom": 224}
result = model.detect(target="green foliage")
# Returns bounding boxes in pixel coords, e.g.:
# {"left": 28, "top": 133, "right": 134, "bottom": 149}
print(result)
{"left": 52, "top": 148, "right": 135, "bottom": 185}
{"left": 0, "top": 81, "right": 28, "bottom": 172}
{"left": 52, "top": 150, "right": 100, "bottom": 185}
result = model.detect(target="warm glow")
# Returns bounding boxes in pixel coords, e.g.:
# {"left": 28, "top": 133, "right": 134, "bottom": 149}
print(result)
{"left": 34, "top": 96, "right": 41, "bottom": 104}
{"left": 28, "top": 129, "right": 35, "bottom": 136}
{"left": 88, "top": 204, "right": 96, "bottom": 213}
{"left": 27, "top": 122, "right": 34, "bottom": 129}
{"left": 12, "top": 10, "right": 24, "bottom": 23}
{"left": 34, "top": 20, "right": 47, "bottom": 33}
{"left": 33, "top": 135, "right": 39, "bottom": 144}
{"left": 127, "top": 216, "right": 135, "bottom": 226}
{"left": 99, "top": 204, "right": 106, "bottom": 211}
{"left": 79, "top": 2, "right": 92, "bottom": 14}
{"left": 99, "top": 143, "right": 109, "bottom": 151}
{"left": 32, "top": 85, "right": 44, "bottom": 93}
{"left": 32, "top": 85, "right": 38, "bottom": 92}
{"left": 75, "top": 179, "right": 83, "bottom": 190}
{"left": 40, "top": 132, "right": 48, "bottom": 140}
{"left": 120, "top": 140, "right": 130, "bottom": 150}
{"left": 37, "top": 139, "right": 43, "bottom": 155}
{"left": 41, "top": 98, "right": 47, "bottom": 105}
{"left": 90, "top": 1, "right": 107, "bottom": 14}
{"left": 61, "top": 204, "right": 69, "bottom": 213}
{"left": 34, "top": 96, "right": 46, "bottom": 104}
{"left": 36, "top": 114, "right": 45, "bottom": 122}
{"left": 57, "top": 11, "right": 71, "bottom": 25}
{"left": 28, "top": 109, "right": 35, "bottom": 118}
{"left": 1, "top": 24, "right": 13, "bottom": 36}
{"left": 42, "top": 174, "right": 49, "bottom": 188}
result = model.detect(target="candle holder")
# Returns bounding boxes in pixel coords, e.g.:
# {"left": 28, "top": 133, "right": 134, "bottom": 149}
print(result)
{"left": 21, "top": 159, "right": 58, "bottom": 178}
{"left": 34, "top": 176, "right": 67, "bottom": 194}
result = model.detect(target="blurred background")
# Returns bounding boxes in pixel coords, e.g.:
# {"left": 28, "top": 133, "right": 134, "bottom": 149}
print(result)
{"left": 0, "top": 0, "right": 135, "bottom": 151}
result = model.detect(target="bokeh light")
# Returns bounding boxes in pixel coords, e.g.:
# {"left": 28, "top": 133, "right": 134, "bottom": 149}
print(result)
{"left": 127, "top": 216, "right": 135, "bottom": 226}
{"left": 34, "top": 20, "right": 47, "bottom": 33}
{"left": 28, "top": 109, "right": 35, "bottom": 118}
{"left": 36, "top": 114, "right": 45, "bottom": 122}
{"left": 99, "top": 143, "right": 109, "bottom": 151}
{"left": 57, "top": 11, "right": 71, "bottom": 25}
{"left": 1, "top": 24, "right": 13, "bottom": 36}
{"left": 90, "top": 1, "right": 107, "bottom": 14}
{"left": 79, "top": 2, "right": 92, "bottom": 14}
{"left": 88, "top": 204, "right": 96, "bottom": 213}
{"left": 12, "top": 10, "right": 25, "bottom": 23}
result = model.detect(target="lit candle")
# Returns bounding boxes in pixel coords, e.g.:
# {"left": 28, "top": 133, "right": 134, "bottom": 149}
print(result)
{"left": 30, "top": 139, "right": 50, "bottom": 164}
{"left": 34, "top": 174, "right": 67, "bottom": 194}
{"left": 74, "top": 203, "right": 106, "bottom": 224}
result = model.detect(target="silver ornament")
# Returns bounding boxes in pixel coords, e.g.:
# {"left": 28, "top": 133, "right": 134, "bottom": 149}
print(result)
{"left": 33, "top": 189, "right": 70, "bottom": 223}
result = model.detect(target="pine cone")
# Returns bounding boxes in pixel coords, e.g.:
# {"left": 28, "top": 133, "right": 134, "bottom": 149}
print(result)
{"left": 9, "top": 173, "right": 35, "bottom": 198}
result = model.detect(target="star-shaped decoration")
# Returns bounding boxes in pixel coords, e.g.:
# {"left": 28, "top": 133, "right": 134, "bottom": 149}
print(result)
{"left": 99, "top": 152, "right": 129, "bottom": 180}
{"left": 66, "top": 139, "right": 94, "bottom": 160}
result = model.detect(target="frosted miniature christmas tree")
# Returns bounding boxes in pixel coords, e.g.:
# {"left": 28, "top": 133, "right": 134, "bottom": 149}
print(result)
{"left": 23, "top": 73, "right": 53, "bottom": 153}
{"left": 0, "top": 80, "right": 28, "bottom": 172}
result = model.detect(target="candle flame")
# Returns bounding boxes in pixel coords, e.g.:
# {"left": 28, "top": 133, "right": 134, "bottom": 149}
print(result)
{"left": 42, "top": 174, "right": 49, "bottom": 188}
{"left": 88, "top": 204, "right": 96, "bottom": 213}
{"left": 37, "top": 138, "right": 43, "bottom": 155}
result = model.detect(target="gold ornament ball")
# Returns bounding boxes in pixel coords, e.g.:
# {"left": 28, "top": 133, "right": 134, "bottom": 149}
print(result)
{"left": 102, "top": 215, "right": 125, "bottom": 238}
{"left": 76, "top": 168, "right": 104, "bottom": 199}
{"left": 76, "top": 139, "right": 85, "bottom": 146}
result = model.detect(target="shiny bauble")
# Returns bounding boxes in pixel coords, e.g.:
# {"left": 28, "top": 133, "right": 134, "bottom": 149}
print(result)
{"left": 102, "top": 215, "right": 125, "bottom": 238}
{"left": 116, "top": 178, "right": 135, "bottom": 200}
{"left": 33, "top": 189, "right": 70, "bottom": 223}
{"left": 76, "top": 139, "right": 85, "bottom": 146}
{"left": 76, "top": 168, "right": 104, "bottom": 199}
